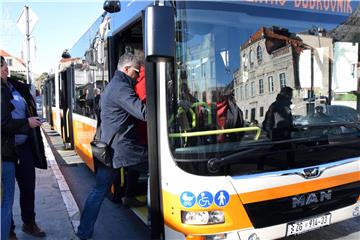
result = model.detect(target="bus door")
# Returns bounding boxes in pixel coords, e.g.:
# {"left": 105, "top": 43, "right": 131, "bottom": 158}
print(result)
{"left": 43, "top": 77, "right": 54, "bottom": 127}
{"left": 105, "top": 5, "right": 149, "bottom": 218}
{"left": 60, "top": 67, "right": 75, "bottom": 149}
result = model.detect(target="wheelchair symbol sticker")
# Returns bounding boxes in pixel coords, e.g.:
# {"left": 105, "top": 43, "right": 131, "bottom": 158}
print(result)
{"left": 214, "top": 190, "right": 230, "bottom": 207}
{"left": 180, "top": 192, "right": 196, "bottom": 208}
{"left": 197, "top": 191, "right": 213, "bottom": 208}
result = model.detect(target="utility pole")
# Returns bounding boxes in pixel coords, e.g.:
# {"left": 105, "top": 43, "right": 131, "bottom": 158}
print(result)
{"left": 25, "top": 5, "right": 31, "bottom": 85}
{"left": 17, "top": 5, "right": 38, "bottom": 87}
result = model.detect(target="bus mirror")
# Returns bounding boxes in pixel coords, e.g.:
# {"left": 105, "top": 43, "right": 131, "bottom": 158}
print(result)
{"left": 103, "top": 0, "right": 120, "bottom": 13}
{"left": 145, "top": 6, "right": 175, "bottom": 62}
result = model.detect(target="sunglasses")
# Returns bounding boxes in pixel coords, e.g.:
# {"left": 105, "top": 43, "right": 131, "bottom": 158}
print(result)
{"left": 131, "top": 67, "right": 140, "bottom": 73}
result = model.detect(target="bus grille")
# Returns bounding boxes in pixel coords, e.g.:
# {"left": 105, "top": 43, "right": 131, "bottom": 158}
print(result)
{"left": 243, "top": 181, "right": 360, "bottom": 228}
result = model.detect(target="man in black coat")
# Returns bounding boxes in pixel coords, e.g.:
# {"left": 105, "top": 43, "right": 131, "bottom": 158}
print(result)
{"left": 77, "top": 52, "right": 147, "bottom": 240}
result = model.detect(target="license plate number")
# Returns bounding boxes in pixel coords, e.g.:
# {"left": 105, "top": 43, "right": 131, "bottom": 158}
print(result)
{"left": 286, "top": 213, "right": 331, "bottom": 236}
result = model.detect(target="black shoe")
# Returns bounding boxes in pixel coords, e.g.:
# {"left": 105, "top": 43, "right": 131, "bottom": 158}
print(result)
{"left": 122, "top": 197, "right": 146, "bottom": 208}
{"left": 22, "top": 221, "right": 46, "bottom": 238}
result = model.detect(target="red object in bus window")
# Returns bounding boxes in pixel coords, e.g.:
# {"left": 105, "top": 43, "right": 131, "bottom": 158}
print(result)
{"left": 216, "top": 99, "right": 229, "bottom": 143}
{"left": 134, "top": 66, "right": 147, "bottom": 145}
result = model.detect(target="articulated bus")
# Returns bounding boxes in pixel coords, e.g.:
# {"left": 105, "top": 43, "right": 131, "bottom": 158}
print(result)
{"left": 42, "top": 0, "right": 360, "bottom": 239}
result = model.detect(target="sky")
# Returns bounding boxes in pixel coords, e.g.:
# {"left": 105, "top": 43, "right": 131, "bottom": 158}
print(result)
{"left": 0, "top": 0, "right": 104, "bottom": 74}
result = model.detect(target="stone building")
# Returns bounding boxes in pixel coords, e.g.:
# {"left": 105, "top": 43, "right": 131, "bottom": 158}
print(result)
{"left": 0, "top": 49, "right": 27, "bottom": 76}
{"left": 234, "top": 27, "right": 333, "bottom": 123}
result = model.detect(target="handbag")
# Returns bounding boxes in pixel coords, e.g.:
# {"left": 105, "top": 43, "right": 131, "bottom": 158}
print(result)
{"left": 90, "top": 108, "right": 117, "bottom": 167}
{"left": 90, "top": 136, "right": 116, "bottom": 168}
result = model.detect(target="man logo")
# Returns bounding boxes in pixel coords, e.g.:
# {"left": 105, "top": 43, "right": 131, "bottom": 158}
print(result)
{"left": 292, "top": 190, "right": 332, "bottom": 208}
{"left": 303, "top": 167, "right": 320, "bottom": 179}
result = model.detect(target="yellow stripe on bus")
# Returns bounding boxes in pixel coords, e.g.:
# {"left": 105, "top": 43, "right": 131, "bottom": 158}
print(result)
{"left": 240, "top": 172, "right": 359, "bottom": 204}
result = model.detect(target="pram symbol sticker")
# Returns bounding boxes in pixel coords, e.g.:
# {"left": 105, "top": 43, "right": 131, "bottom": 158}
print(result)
{"left": 214, "top": 190, "right": 230, "bottom": 207}
{"left": 180, "top": 192, "right": 196, "bottom": 208}
{"left": 197, "top": 191, "right": 213, "bottom": 208}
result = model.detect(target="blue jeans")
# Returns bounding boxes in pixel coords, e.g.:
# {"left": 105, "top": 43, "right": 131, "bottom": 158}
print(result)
{"left": 76, "top": 166, "right": 118, "bottom": 239}
{"left": 1, "top": 161, "right": 16, "bottom": 240}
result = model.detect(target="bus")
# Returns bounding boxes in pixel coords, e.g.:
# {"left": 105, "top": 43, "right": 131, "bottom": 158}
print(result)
{"left": 42, "top": 0, "right": 360, "bottom": 239}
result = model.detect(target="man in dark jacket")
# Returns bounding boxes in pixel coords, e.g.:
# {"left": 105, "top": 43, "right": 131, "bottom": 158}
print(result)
{"left": 262, "top": 86, "right": 294, "bottom": 140}
{"left": 1, "top": 55, "right": 43, "bottom": 240}
{"left": 77, "top": 52, "right": 146, "bottom": 240}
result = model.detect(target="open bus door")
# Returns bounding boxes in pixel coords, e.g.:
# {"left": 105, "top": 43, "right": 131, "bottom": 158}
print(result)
{"left": 102, "top": 1, "right": 174, "bottom": 238}
{"left": 60, "top": 66, "right": 75, "bottom": 149}
{"left": 43, "top": 76, "right": 54, "bottom": 127}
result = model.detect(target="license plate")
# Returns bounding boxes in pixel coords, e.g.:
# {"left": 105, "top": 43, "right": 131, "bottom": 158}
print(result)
{"left": 286, "top": 213, "right": 331, "bottom": 236}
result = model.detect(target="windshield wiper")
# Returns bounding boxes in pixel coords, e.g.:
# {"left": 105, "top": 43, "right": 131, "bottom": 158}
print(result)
{"left": 206, "top": 136, "right": 328, "bottom": 173}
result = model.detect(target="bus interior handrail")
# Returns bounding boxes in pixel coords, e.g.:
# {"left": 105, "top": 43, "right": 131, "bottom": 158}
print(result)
{"left": 168, "top": 126, "right": 261, "bottom": 140}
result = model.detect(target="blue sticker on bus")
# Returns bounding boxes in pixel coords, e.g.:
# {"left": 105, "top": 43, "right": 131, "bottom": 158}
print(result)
{"left": 214, "top": 190, "right": 230, "bottom": 207}
{"left": 180, "top": 192, "right": 196, "bottom": 208}
{"left": 197, "top": 191, "right": 213, "bottom": 208}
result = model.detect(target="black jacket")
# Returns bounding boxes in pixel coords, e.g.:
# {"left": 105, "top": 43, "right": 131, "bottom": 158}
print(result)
{"left": 1, "top": 82, "right": 30, "bottom": 162}
{"left": 262, "top": 94, "right": 293, "bottom": 140}
{"left": 100, "top": 71, "right": 147, "bottom": 168}
{"left": 8, "top": 78, "right": 47, "bottom": 169}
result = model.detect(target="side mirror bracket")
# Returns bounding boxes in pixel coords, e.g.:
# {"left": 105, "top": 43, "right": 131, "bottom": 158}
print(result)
{"left": 145, "top": 6, "right": 175, "bottom": 62}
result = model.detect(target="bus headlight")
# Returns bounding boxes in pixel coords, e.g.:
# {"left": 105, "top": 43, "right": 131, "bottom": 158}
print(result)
{"left": 181, "top": 210, "right": 225, "bottom": 225}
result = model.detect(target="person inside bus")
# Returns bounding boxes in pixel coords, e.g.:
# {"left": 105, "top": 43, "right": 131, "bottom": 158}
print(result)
{"left": 76, "top": 52, "right": 147, "bottom": 240}
{"left": 216, "top": 89, "right": 244, "bottom": 143}
{"left": 93, "top": 88, "right": 101, "bottom": 118}
{"left": 1, "top": 55, "right": 47, "bottom": 240}
{"left": 262, "top": 86, "right": 294, "bottom": 141}
{"left": 133, "top": 48, "right": 147, "bottom": 145}
{"left": 177, "top": 81, "right": 199, "bottom": 132}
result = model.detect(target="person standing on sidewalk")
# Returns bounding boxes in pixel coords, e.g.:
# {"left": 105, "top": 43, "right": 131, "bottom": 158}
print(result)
{"left": 1, "top": 55, "right": 43, "bottom": 240}
{"left": 76, "top": 52, "right": 147, "bottom": 240}
{"left": 1, "top": 58, "right": 48, "bottom": 238}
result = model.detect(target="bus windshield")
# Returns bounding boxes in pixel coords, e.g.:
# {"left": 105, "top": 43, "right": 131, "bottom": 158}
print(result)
{"left": 167, "top": 1, "right": 360, "bottom": 176}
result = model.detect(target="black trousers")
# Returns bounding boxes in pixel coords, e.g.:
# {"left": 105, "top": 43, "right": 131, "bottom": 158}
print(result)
{"left": 12, "top": 140, "right": 36, "bottom": 228}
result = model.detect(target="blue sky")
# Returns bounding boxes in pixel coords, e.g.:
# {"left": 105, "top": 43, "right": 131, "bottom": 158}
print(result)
{"left": 1, "top": 1, "right": 104, "bottom": 74}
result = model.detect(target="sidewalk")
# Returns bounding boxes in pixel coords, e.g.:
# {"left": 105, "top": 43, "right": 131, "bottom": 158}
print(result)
{"left": 12, "top": 123, "right": 79, "bottom": 240}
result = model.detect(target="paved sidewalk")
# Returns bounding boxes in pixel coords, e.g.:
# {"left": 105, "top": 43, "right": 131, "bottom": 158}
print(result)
{"left": 12, "top": 124, "right": 79, "bottom": 240}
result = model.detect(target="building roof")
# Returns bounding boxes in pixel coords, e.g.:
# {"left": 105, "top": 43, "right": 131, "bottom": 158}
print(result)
{"left": 0, "top": 49, "right": 11, "bottom": 57}
{"left": 0, "top": 49, "right": 26, "bottom": 66}
{"left": 241, "top": 26, "right": 305, "bottom": 54}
